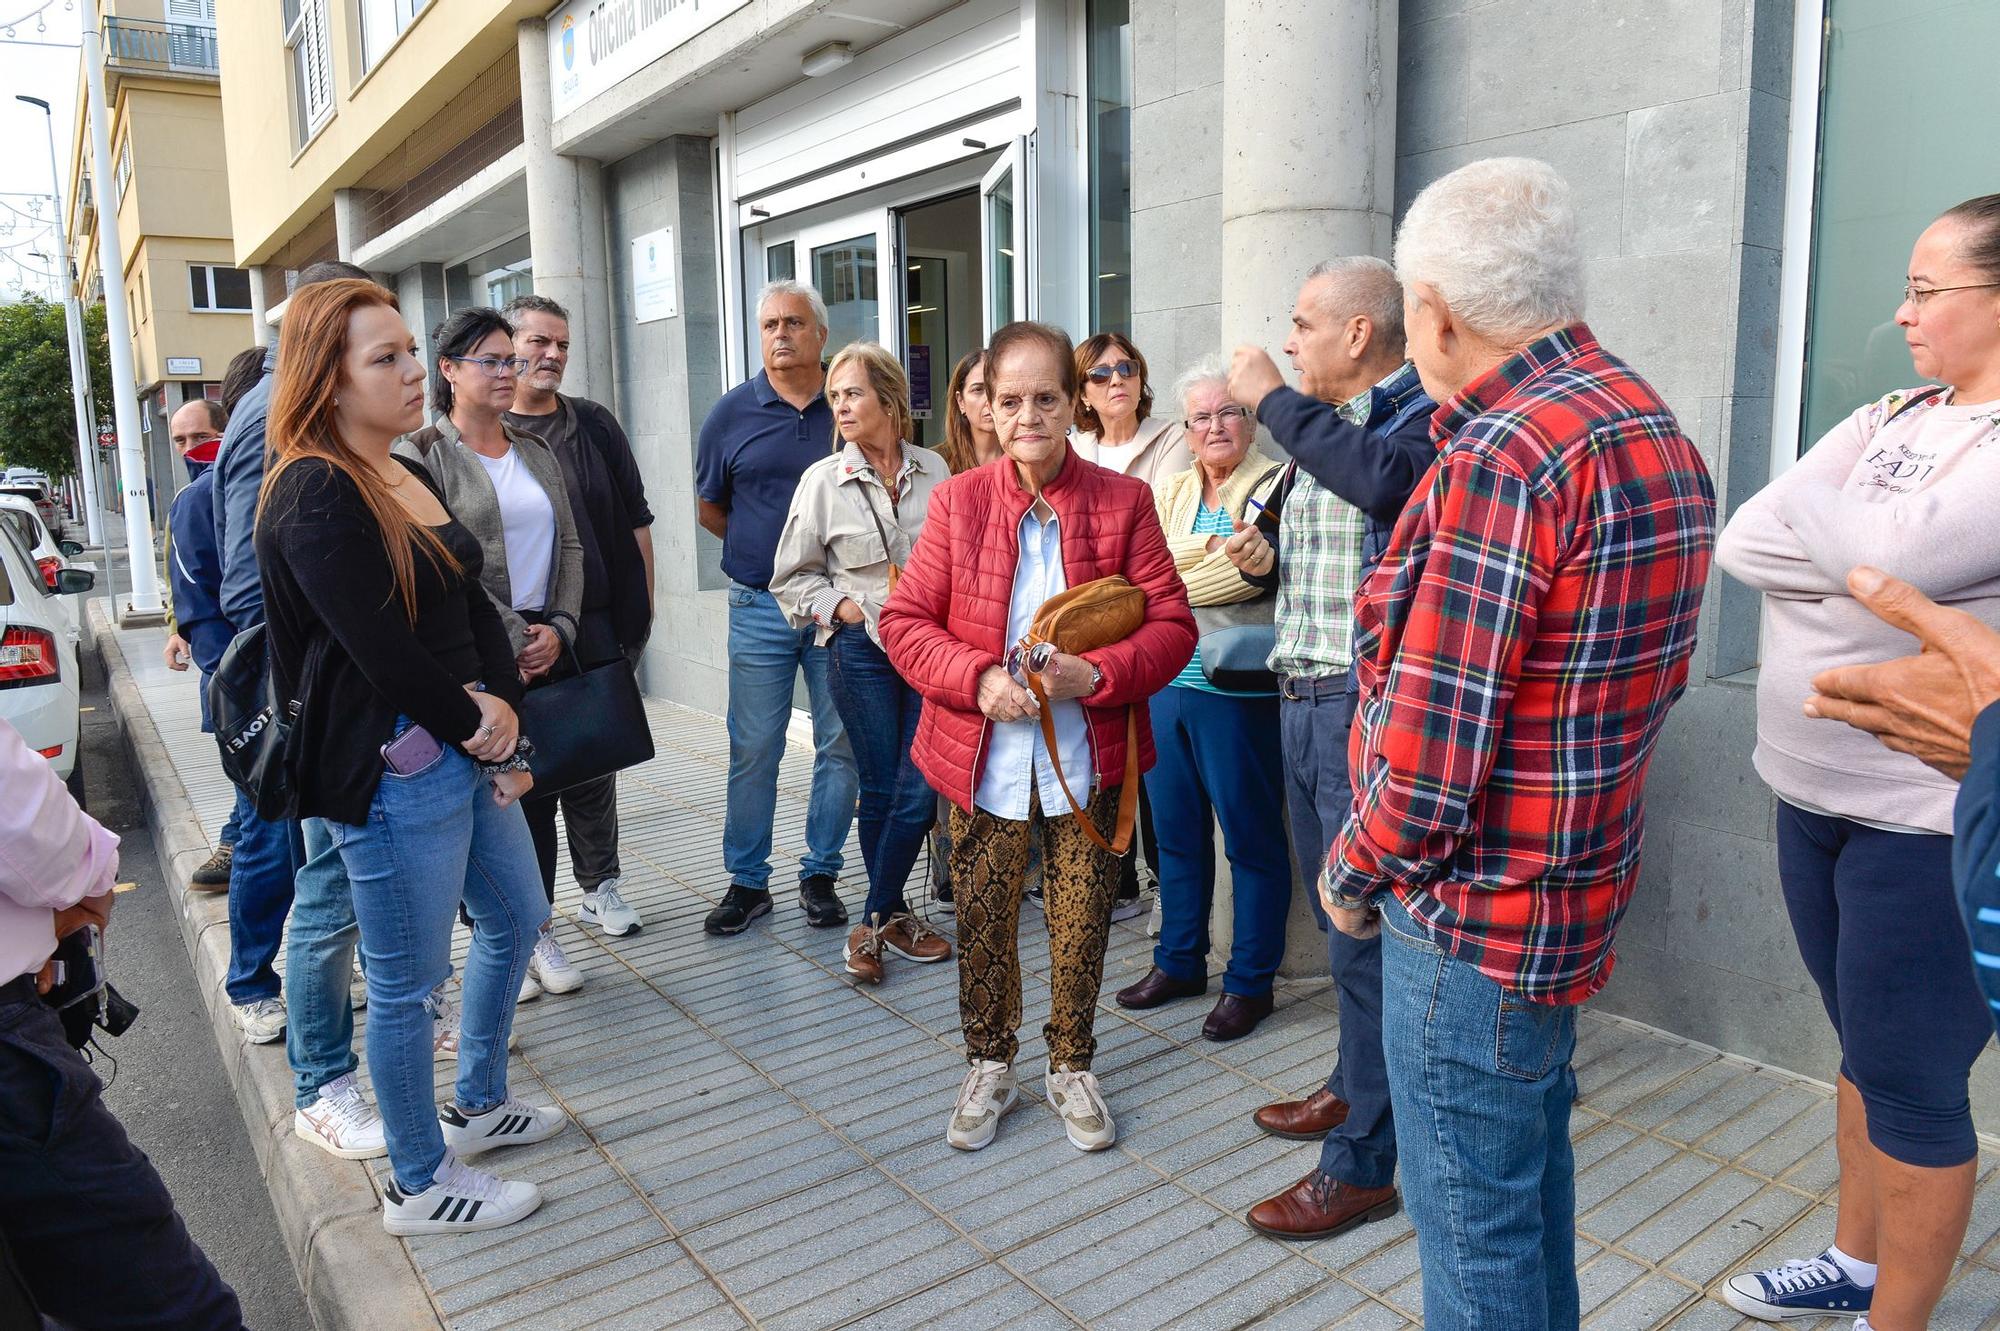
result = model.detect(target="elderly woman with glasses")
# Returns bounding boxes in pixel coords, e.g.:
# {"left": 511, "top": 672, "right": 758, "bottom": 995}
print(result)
{"left": 1112, "top": 359, "right": 1290, "bottom": 1042}
{"left": 1715, "top": 194, "right": 2000, "bottom": 1331}
{"left": 398, "top": 306, "right": 585, "bottom": 1003}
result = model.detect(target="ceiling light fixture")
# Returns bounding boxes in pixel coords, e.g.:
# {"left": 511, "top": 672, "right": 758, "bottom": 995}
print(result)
{"left": 800, "top": 41, "right": 854, "bottom": 77}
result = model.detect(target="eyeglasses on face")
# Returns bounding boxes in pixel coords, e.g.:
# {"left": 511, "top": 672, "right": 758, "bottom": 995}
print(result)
{"left": 1084, "top": 359, "right": 1139, "bottom": 384}
{"left": 1185, "top": 405, "right": 1251, "bottom": 431}
{"left": 1902, "top": 281, "right": 2000, "bottom": 309}
{"left": 447, "top": 354, "right": 530, "bottom": 377}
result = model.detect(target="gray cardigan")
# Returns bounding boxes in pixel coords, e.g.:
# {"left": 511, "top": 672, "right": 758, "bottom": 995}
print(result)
{"left": 396, "top": 417, "right": 584, "bottom": 655}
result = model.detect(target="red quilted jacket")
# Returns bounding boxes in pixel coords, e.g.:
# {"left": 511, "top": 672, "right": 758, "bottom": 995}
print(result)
{"left": 879, "top": 448, "right": 1197, "bottom": 813}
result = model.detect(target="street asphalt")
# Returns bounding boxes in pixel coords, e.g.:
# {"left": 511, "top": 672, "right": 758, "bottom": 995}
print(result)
{"left": 75, "top": 645, "right": 314, "bottom": 1331}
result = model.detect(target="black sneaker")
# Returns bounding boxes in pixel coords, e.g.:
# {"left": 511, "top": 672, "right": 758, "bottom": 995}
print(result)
{"left": 799, "top": 874, "right": 848, "bottom": 927}
{"left": 704, "top": 884, "right": 772, "bottom": 936}
{"left": 190, "top": 842, "right": 232, "bottom": 891}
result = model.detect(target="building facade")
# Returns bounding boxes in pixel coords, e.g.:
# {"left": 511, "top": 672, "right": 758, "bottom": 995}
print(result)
{"left": 217, "top": 0, "right": 2000, "bottom": 1116}
{"left": 65, "top": 0, "right": 252, "bottom": 516}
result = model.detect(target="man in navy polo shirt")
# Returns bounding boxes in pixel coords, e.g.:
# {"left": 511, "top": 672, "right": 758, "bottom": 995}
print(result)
{"left": 695, "top": 280, "right": 860, "bottom": 936}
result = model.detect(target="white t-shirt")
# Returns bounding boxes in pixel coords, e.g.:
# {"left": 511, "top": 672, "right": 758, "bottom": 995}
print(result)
{"left": 1089, "top": 437, "right": 1148, "bottom": 475}
{"left": 471, "top": 445, "right": 556, "bottom": 612}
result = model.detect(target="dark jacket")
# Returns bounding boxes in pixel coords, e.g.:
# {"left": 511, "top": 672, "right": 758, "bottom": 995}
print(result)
{"left": 168, "top": 457, "right": 230, "bottom": 679}
{"left": 1242, "top": 363, "right": 1437, "bottom": 605}
{"left": 212, "top": 346, "right": 276, "bottom": 631}
{"left": 1955, "top": 702, "right": 2000, "bottom": 1040}
{"left": 255, "top": 455, "right": 522, "bottom": 824}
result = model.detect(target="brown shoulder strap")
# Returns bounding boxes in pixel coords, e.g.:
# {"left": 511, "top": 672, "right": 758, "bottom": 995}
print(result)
{"left": 1025, "top": 672, "right": 1140, "bottom": 857}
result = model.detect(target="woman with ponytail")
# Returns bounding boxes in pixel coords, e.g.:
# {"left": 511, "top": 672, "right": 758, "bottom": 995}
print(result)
{"left": 254, "top": 279, "right": 567, "bottom": 1237}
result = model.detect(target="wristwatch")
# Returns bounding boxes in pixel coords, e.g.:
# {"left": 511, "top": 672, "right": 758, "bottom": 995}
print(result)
{"left": 1087, "top": 662, "right": 1104, "bottom": 696}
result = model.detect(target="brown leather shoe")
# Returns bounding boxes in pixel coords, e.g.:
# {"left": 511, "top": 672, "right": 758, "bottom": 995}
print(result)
{"left": 1114, "top": 967, "right": 1206, "bottom": 1010}
{"left": 189, "top": 842, "right": 232, "bottom": 892}
{"left": 1253, "top": 1087, "right": 1350, "bottom": 1140}
{"left": 1201, "top": 992, "right": 1274, "bottom": 1042}
{"left": 843, "top": 924, "right": 883, "bottom": 985}
{"left": 1247, "top": 1170, "right": 1399, "bottom": 1240}
{"left": 880, "top": 913, "right": 951, "bottom": 963}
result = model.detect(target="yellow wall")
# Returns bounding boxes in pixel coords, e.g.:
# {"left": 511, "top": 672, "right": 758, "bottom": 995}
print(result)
{"left": 217, "top": 0, "right": 546, "bottom": 266}
{"left": 127, "top": 88, "right": 234, "bottom": 245}
{"left": 133, "top": 237, "right": 256, "bottom": 386}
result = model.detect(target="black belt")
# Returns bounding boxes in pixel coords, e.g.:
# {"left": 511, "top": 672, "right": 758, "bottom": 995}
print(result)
{"left": 0, "top": 975, "right": 42, "bottom": 1007}
{"left": 1279, "top": 675, "right": 1349, "bottom": 702}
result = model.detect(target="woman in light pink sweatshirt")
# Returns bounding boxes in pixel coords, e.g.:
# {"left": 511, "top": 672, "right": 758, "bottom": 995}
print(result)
{"left": 1716, "top": 194, "right": 2000, "bottom": 1331}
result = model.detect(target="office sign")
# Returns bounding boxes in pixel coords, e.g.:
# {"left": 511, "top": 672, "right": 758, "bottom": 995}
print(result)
{"left": 165, "top": 356, "right": 202, "bottom": 375}
{"left": 630, "top": 226, "right": 678, "bottom": 324}
{"left": 547, "top": 0, "right": 752, "bottom": 120}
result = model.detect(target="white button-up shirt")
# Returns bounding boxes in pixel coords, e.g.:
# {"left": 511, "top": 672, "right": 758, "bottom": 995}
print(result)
{"left": 973, "top": 505, "right": 1094, "bottom": 820}
{"left": 1, "top": 719, "right": 118, "bottom": 984}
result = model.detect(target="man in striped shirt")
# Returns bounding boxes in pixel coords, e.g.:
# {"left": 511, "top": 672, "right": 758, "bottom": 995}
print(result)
{"left": 1325, "top": 158, "right": 1715, "bottom": 1329}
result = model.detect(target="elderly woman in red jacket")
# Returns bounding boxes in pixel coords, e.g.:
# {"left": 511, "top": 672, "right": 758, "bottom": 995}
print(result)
{"left": 881, "top": 320, "right": 1195, "bottom": 1156}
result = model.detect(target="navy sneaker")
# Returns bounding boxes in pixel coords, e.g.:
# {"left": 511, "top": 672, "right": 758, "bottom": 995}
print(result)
{"left": 1723, "top": 1252, "right": 1872, "bottom": 1321}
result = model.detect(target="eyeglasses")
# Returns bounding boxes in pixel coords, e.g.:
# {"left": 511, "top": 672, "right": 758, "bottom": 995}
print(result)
{"left": 1902, "top": 282, "right": 2000, "bottom": 308}
{"left": 1084, "top": 360, "right": 1139, "bottom": 384}
{"left": 1184, "top": 406, "right": 1251, "bottom": 431}
{"left": 446, "top": 354, "right": 530, "bottom": 377}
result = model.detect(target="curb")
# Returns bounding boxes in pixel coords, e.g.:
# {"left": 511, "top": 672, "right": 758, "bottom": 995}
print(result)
{"left": 89, "top": 602, "right": 445, "bottom": 1331}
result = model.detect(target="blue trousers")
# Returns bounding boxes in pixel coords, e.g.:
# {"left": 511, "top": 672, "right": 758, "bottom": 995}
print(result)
{"left": 1279, "top": 679, "right": 1396, "bottom": 1189}
{"left": 1144, "top": 684, "right": 1293, "bottom": 996}
{"left": 0, "top": 988, "right": 244, "bottom": 1329}
{"left": 721, "top": 584, "right": 857, "bottom": 890}
{"left": 285, "top": 817, "right": 359, "bottom": 1108}
{"left": 222, "top": 783, "right": 299, "bottom": 1006}
{"left": 825, "top": 626, "right": 933, "bottom": 921}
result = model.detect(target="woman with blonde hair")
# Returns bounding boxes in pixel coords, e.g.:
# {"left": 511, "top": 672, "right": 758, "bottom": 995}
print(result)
{"left": 255, "top": 279, "right": 564, "bottom": 1237}
{"left": 772, "top": 341, "right": 953, "bottom": 983}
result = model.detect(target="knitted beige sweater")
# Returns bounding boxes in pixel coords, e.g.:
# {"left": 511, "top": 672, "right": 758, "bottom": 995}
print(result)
{"left": 1153, "top": 449, "right": 1285, "bottom": 608}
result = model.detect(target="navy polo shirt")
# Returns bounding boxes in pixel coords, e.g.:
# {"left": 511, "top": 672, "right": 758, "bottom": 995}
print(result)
{"left": 695, "top": 369, "right": 835, "bottom": 589}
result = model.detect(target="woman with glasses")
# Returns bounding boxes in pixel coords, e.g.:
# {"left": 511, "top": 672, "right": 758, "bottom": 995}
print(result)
{"left": 1715, "top": 195, "right": 2000, "bottom": 1331}
{"left": 938, "top": 348, "right": 1001, "bottom": 475}
{"left": 399, "top": 307, "right": 585, "bottom": 1004}
{"left": 1114, "top": 360, "right": 1290, "bottom": 1042}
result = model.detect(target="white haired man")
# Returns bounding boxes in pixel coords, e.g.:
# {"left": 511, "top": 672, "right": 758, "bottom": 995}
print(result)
{"left": 694, "top": 280, "right": 859, "bottom": 936}
{"left": 1322, "top": 158, "right": 1715, "bottom": 1328}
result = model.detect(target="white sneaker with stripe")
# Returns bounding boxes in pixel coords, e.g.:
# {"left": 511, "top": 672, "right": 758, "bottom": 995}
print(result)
{"left": 380, "top": 1149, "right": 540, "bottom": 1235}
{"left": 438, "top": 1096, "right": 567, "bottom": 1157}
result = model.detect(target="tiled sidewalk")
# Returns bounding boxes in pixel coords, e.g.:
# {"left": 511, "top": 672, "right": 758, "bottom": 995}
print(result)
{"left": 117, "top": 621, "right": 2000, "bottom": 1330}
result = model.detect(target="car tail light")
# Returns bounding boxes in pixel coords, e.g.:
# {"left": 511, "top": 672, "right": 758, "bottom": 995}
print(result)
{"left": 37, "top": 745, "right": 62, "bottom": 759}
{"left": 0, "top": 626, "right": 59, "bottom": 688}
{"left": 37, "top": 556, "right": 60, "bottom": 590}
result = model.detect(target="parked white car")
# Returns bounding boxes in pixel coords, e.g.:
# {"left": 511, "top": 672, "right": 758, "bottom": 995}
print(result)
{"left": 0, "top": 515, "right": 93, "bottom": 801}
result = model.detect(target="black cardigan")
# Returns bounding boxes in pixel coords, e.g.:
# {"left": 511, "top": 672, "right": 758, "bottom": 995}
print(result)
{"left": 255, "top": 455, "right": 523, "bottom": 823}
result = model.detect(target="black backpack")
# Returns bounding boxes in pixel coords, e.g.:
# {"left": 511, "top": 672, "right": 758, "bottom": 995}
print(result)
{"left": 207, "top": 623, "right": 299, "bottom": 819}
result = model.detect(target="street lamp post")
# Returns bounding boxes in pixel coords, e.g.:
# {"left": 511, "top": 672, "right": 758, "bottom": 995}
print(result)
{"left": 15, "top": 93, "right": 105, "bottom": 548}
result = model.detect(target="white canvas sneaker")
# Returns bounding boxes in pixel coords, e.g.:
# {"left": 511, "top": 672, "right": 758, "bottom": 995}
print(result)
{"left": 527, "top": 925, "right": 583, "bottom": 995}
{"left": 439, "top": 1096, "right": 568, "bottom": 1157}
{"left": 579, "top": 879, "right": 642, "bottom": 937}
{"left": 293, "top": 1072, "right": 387, "bottom": 1160}
{"left": 232, "top": 996, "right": 286, "bottom": 1045}
{"left": 381, "top": 1150, "right": 540, "bottom": 1236}
{"left": 1047, "top": 1067, "right": 1116, "bottom": 1152}
{"left": 428, "top": 989, "right": 519, "bottom": 1058}
{"left": 945, "top": 1059, "right": 1018, "bottom": 1151}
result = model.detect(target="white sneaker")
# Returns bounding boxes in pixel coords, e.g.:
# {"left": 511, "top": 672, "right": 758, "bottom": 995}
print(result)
{"left": 517, "top": 969, "right": 543, "bottom": 1004}
{"left": 439, "top": 1096, "right": 568, "bottom": 1157}
{"left": 1110, "top": 893, "right": 1149, "bottom": 923}
{"left": 293, "top": 1072, "right": 387, "bottom": 1160}
{"left": 945, "top": 1059, "right": 1018, "bottom": 1151}
{"left": 381, "top": 1149, "right": 541, "bottom": 1236}
{"left": 579, "top": 880, "right": 642, "bottom": 937}
{"left": 232, "top": 996, "right": 287, "bottom": 1045}
{"left": 1047, "top": 1067, "right": 1116, "bottom": 1152}
{"left": 527, "top": 925, "right": 583, "bottom": 995}
{"left": 428, "top": 989, "right": 520, "bottom": 1058}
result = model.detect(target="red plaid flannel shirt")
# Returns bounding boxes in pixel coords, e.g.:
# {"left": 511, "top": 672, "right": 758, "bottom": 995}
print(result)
{"left": 1325, "top": 325, "right": 1715, "bottom": 1003}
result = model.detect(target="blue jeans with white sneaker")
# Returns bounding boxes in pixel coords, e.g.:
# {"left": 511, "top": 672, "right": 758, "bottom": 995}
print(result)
{"left": 1379, "top": 893, "right": 1580, "bottom": 1331}
{"left": 309, "top": 727, "right": 547, "bottom": 1195}
{"left": 285, "top": 816, "right": 360, "bottom": 1109}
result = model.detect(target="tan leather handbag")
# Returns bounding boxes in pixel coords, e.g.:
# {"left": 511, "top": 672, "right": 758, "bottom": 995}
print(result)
{"left": 1015, "top": 575, "right": 1146, "bottom": 856}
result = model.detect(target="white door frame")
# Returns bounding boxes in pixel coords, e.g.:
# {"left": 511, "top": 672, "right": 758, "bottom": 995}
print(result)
{"left": 1767, "top": 0, "right": 1829, "bottom": 481}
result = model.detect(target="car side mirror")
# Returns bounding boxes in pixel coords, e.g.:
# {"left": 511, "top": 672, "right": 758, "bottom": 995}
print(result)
{"left": 58, "top": 539, "right": 83, "bottom": 556}
{"left": 54, "top": 569, "right": 95, "bottom": 594}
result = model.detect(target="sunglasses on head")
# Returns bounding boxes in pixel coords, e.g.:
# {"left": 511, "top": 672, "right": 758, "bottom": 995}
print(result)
{"left": 1084, "top": 360, "right": 1139, "bottom": 384}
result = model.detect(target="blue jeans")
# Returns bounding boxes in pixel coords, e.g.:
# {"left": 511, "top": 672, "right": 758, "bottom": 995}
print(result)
{"left": 310, "top": 735, "right": 548, "bottom": 1195}
{"left": 1144, "top": 685, "right": 1292, "bottom": 996}
{"left": 1380, "top": 893, "right": 1580, "bottom": 1331}
{"left": 286, "top": 817, "right": 360, "bottom": 1108}
{"left": 722, "top": 584, "right": 857, "bottom": 890}
{"left": 825, "top": 626, "right": 933, "bottom": 921}
{"left": 1280, "top": 679, "right": 1397, "bottom": 1189}
{"left": 223, "top": 785, "right": 299, "bottom": 1006}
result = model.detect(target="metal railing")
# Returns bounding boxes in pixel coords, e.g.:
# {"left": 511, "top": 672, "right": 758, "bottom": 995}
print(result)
{"left": 102, "top": 17, "right": 219, "bottom": 76}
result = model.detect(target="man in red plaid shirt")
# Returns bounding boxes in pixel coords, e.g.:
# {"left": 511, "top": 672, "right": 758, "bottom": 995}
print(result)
{"left": 1323, "top": 158, "right": 1715, "bottom": 1330}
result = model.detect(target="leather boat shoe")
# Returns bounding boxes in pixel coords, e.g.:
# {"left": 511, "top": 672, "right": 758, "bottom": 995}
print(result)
{"left": 1247, "top": 1170, "right": 1399, "bottom": 1240}
{"left": 1201, "top": 992, "right": 1274, "bottom": 1042}
{"left": 1252, "top": 1087, "right": 1350, "bottom": 1140}
{"left": 1114, "top": 966, "right": 1206, "bottom": 1010}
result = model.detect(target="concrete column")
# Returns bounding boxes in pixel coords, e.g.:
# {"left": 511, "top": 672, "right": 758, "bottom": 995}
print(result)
{"left": 1220, "top": 0, "right": 1398, "bottom": 352}
{"left": 518, "top": 19, "right": 614, "bottom": 406}
{"left": 396, "top": 262, "right": 450, "bottom": 421}
{"left": 247, "top": 265, "right": 274, "bottom": 348}
{"left": 332, "top": 187, "right": 366, "bottom": 262}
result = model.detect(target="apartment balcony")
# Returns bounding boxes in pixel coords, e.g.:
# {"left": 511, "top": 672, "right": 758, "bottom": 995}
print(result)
{"left": 102, "top": 16, "right": 219, "bottom": 94}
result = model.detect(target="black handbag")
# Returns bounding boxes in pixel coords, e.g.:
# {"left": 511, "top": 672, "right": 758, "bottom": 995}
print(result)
{"left": 515, "top": 645, "right": 655, "bottom": 795}
{"left": 208, "top": 622, "right": 302, "bottom": 819}
{"left": 1196, "top": 465, "right": 1282, "bottom": 693}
